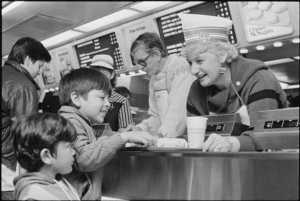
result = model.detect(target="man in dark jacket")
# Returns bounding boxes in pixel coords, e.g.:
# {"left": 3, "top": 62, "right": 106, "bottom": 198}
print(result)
{"left": 2, "top": 37, "right": 51, "bottom": 200}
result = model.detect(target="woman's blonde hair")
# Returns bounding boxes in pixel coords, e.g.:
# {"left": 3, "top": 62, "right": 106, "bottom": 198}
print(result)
{"left": 184, "top": 41, "right": 238, "bottom": 63}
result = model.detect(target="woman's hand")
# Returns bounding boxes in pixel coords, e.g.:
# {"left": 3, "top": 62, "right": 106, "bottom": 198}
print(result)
{"left": 202, "top": 133, "right": 240, "bottom": 152}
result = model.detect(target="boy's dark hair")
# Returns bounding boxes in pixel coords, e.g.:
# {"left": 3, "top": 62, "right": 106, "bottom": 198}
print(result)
{"left": 8, "top": 37, "right": 51, "bottom": 64}
{"left": 114, "top": 86, "right": 131, "bottom": 98}
{"left": 130, "top": 32, "right": 168, "bottom": 58}
{"left": 12, "top": 113, "right": 77, "bottom": 172}
{"left": 59, "top": 68, "right": 112, "bottom": 106}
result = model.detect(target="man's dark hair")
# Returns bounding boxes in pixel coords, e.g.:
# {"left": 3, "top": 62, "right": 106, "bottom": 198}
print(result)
{"left": 115, "top": 86, "right": 131, "bottom": 99}
{"left": 8, "top": 37, "right": 51, "bottom": 64}
{"left": 130, "top": 32, "right": 168, "bottom": 58}
{"left": 12, "top": 113, "right": 77, "bottom": 172}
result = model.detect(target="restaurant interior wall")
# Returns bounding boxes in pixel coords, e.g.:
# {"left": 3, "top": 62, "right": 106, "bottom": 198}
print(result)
{"left": 27, "top": 2, "right": 299, "bottom": 110}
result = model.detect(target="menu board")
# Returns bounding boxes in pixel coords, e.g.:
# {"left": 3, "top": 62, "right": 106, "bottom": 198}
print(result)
{"left": 75, "top": 32, "right": 125, "bottom": 70}
{"left": 156, "top": 1, "right": 238, "bottom": 56}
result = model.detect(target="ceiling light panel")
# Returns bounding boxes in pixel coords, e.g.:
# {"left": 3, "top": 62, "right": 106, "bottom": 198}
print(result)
{"left": 2, "top": 1, "right": 24, "bottom": 15}
{"left": 74, "top": 9, "right": 139, "bottom": 32}
{"left": 292, "top": 38, "right": 300, "bottom": 43}
{"left": 41, "top": 30, "right": 83, "bottom": 48}
{"left": 256, "top": 45, "right": 265, "bottom": 51}
{"left": 131, "top": 1, "right": 172, "bottom": 12}
{"left": 239, "top": 48, "right": 248, "bottom": 54}
{"left": 273, "top": 42, "right": 283, "bottom": 47}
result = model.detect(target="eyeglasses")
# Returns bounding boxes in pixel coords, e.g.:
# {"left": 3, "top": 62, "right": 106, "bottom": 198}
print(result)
{"left": 136, "top": 54, "right": 151, "bottom": 67}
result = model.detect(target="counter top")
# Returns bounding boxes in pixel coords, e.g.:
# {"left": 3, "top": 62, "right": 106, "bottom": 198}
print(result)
{"left": 103, "top": 148, "right": 299, "bottom": 200}
{"left": 118, "top": 146, "right": 299, "bottom": 158}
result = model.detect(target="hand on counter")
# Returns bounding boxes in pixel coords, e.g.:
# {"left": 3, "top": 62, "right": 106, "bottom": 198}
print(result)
{"left": 120, "top": 131, "right": 156, "bottom": 147}
{"left": 127, "top": 125, "right": 143, "bottom": 131}
{"left": 118, "top": 124, "right": 135, "bottom": 133}
{"left": 156, "top": 138, "right": 188, "bottom": 148}
{"left": 202, "top": 134, "right": 241, "bottom": 152}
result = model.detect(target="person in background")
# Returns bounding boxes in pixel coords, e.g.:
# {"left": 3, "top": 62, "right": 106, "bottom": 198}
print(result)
{"left": 39, "top": 69, "right": 74, "bottom": 114}
{"left": 129, "top": 32, "right": 196, "bottom": 138}
{"left": 178, "top": 13, "right": 288, "bottom": 152}
{"left": 58, "top": 68, "right": 155, "bottom": 200}
{"left": 12, "top": 113, "right": 80, "bottom": 200}
{"left": 2, "top": 37, "right": 51, "bottom": 200}
{"left": 114, "top": 86, "right": 139, "bottom": 121}
{"left": 114, "top": 86, "right": 132, "bottom": 101}
{"left": 40, "top": 90, "right": 61, "bottom": 113}
{"left": 89, "top": 54, "right": 134, "bottom": 132}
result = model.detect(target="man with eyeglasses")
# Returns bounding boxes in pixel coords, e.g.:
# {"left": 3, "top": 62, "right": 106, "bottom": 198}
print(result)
{"left": 129, "top": 32, "right": 196, "bottom": 138}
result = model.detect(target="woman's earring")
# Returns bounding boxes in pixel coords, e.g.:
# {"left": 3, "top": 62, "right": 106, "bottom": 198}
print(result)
{"left": 219, "top": 63, "right": 227, "bottom": 74}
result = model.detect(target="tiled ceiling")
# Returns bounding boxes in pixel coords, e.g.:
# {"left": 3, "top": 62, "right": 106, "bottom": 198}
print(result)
{"left": 2, "top": 1, "right": 299, "bottom": 86}
{"left": 2, "top": 1, "right": 135, "bottom": 57}
{"left": 3, "top": 14, "right": 74, "bottom": 39}
{"left": 2, "top": 1, "right": 184, "bottom": 57}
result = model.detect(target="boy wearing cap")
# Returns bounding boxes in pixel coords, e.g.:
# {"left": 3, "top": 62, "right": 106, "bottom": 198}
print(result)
{"left": 89, "top": 54, "right": 134, "bottom": 132}
{"left": 178, "top": 13, "right": 288, "bottom": 152}
{"left": 130, "top": 32, "right": 196, "bottom": 138}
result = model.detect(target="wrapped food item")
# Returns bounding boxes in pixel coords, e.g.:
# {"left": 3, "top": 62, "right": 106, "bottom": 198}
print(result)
{"left": 156, "top": 138, "right": 188, "bottom": 148}
{"left": 271, "top": 2, "right": 288, "bottom": 13}
{"left": 258, "top": 2, "right": 272, "bottom": 11}
{"left": 263, "top": 11, "right": 278, "bottom": 24}
{"left": 247, "top": 9, "right": 263, "bottom": 21}
{"left": 247, "top": 2, "right": 258, "bottom": 10}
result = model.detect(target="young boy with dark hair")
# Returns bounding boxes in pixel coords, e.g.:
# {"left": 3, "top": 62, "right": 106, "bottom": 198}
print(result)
{"left": 12, "top": 113, "right": 81, "bottom": 200}
{"left": 58, "top": 68, "right": 155, "bottom": 200}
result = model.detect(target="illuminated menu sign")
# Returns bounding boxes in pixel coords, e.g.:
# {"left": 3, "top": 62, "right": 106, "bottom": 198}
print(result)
{"left": 156, "top": 1, "right": 238, "bottom": 56}
{"left": 75, "top": 32, "right": 125, "bottom": 70}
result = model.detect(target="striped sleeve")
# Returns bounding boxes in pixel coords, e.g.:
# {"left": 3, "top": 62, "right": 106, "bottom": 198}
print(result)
{"left": 242, "top": 69, "right": 288, "bottom": 126}
{"left": 112, "top": 92, "right": 134, "bottom": 128}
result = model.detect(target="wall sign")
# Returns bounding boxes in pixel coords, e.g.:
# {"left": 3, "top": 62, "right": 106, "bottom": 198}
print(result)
{"left": 239, "top": 2, "right": 293, "bottom": 42}
{"left": 124, "top": 21, "right": 154, "bottom": 65}
{"left": 75, "top": 32, "right": 125, "bottom": 71}
{"left": 55, "top": 48, "right": 75, "bottom": 78}
{"left": 124, "top": 21, "right": 153, "bottom": 45}
{"left": 156, "top": 1, "right": 238, "bottom": 56}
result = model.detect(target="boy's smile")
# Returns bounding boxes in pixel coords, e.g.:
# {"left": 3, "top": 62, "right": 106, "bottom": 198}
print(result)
{"left": 79, "top": 89, "right": 111, "bottom": 124}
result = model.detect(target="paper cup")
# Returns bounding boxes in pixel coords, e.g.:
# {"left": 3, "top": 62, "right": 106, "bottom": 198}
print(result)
{"left": 186, "top": 116, "right": 208, "bottom": 148}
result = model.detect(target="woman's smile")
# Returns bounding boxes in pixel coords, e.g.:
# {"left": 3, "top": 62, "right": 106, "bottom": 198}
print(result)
{"left": 197, "top": 74, "right": 207, "bottom": 80}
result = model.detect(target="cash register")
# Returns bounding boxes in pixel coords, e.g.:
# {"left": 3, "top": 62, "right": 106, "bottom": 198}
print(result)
{"left": 251, "top": 107, "right": 299, "bottom": 150}
{"left": 204, "top": 113, "right": 249, "bottom": 137}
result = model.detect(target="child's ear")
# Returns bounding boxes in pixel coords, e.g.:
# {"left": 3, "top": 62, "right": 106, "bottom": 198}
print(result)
{"left": 70, "top": 92, "right": 82, "bottom": 107}
{"left": 40, "top": 149, "right": 53, "bottom": 165}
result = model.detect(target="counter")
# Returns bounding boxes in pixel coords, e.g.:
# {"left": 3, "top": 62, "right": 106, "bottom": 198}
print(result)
{"left": 102, "top": 148, "right": 299, "bottom": 200}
